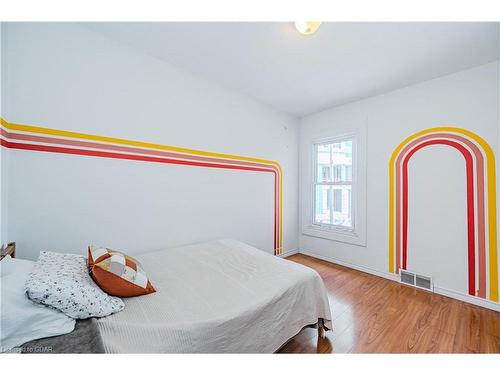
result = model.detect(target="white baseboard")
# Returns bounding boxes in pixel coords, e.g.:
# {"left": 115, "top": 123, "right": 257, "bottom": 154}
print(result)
{"left": 433, "top": 286, "right": 500, "bottom": 311}
{"left": 278, "top": 248, "right": 299, "bottom": 258}
{"left": 298, "top": 250, "right": 399, "bottom": 282}
{"left": 298, "top": 250, "right": 500, "bottom": 312}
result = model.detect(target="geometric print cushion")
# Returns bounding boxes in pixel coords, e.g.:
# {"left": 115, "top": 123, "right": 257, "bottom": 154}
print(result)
{"left": 88, "top": 246, "right": 156, "bottom": 297}
{"left": 25, "top": 251, "right": 124, "bottom": 319}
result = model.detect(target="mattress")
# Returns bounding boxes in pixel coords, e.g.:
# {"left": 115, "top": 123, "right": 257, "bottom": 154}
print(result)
{"left": 96, "top": 239, "right": 332, "bottom": 353}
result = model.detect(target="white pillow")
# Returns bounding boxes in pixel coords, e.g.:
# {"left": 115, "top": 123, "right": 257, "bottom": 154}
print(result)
{"left": 0, "top": 255, "right": 35, "bottom": 277}
{"left": 25, "top": 251, "right": 124, "bottom": 319}
{"left": 1, "top": 271, "right": 76, "bottom": 352}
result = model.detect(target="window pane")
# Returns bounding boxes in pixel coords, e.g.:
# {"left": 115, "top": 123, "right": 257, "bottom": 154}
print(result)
{"left": 316, "top": 144, "right": 332, "bottom": 182}
{"left": 315, "top": 184, "right": 352, "bottom": 228}
{"left": 321, "top": 166, "right": 331, "bottom": 181}
{"left": 314, "top": 185, "right": 331, "bottom": 225}
{"left": 314, "top": 138, "right": 354, "bottom": 229}
{"left": 345, "top": 165, "right": 353, "bottom": 182}
{"left": 332, "top": 185, "right": 352, "bottom": 227}
{"left": 316, "top": 140, "right": 353, "bottom": 183}
{"left": 333, "top": 189, "right": 342, "bottom": 212}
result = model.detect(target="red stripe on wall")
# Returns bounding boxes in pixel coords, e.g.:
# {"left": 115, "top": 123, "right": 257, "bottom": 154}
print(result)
{"left": 0, "top": 128, "right": 282, "bottom": 252}
{"left": 395, "top": 133, "right": 486, "bottom": 297}
{"left": 0, "top": 128, "right": 280, "bottom": 174}
{"left": 1, "top": 139, "right": 279, "bottom": 253}
{"left": 401, "top": 139, "right": 476, "bottom": 296}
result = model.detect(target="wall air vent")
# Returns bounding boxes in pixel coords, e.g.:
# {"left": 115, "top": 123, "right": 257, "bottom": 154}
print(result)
{"left": 400, "top": 270, "right": 433, "bottom": 292}
{"left": 415, "top": 274, "right": 432, "bottom": 291}
{"left": 400, "top": 270, "right": 416, "bottom": 286}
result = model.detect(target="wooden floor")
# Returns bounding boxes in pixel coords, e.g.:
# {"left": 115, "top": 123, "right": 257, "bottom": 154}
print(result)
{"left": 277, "top": 254, "right": 500, "bottom": 353}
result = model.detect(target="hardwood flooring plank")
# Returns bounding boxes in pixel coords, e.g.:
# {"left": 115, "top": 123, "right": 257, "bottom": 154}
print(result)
{"left": 278, "top": 254, "right": 500, "bottom": 354}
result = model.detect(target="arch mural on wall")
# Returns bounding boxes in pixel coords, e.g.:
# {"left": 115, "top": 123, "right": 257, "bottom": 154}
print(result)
{"left": 388, "top": 127, "right": 498, "bottom": 303}
{"left": 0, "top": 117, "right": 283, "bottom": 255}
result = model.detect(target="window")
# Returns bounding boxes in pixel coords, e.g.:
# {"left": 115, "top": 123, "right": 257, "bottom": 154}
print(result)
{"left": 321, "top": 166, "right": 331, "bottom": 181}
{"left": 333, "top": 165, "right": 342, "bottom": 181}
{"left": 333, "top": 189, "right": 342, "bottom": 213}
{"left": 313, "top": 138, "right": 354, "bottom": 229}
{"left": 345, "top": 165, "right": 352, "bottom": 181}
{"left": 302, "top": 128, "right": 366, "bottom": 247}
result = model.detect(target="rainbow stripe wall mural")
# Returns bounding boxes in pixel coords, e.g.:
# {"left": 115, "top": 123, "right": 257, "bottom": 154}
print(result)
{"left": 0, "top": 118, "right": 283, "bottom": 255}
{"left": 388, "top": 127, "right": 498, "bottom": 303}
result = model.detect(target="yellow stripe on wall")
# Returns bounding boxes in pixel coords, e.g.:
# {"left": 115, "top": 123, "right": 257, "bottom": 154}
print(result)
{"left": 1, "top": 117, "right": 284, "bottom": 254}
{"left": 388, "top": 126, "right": 498, "bottom": 302}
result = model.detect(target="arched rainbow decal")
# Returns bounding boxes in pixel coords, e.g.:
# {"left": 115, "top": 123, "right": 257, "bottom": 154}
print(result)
{"left": 0, "top": 118, "right": 283, "bottom": 255}
{"left": 389, "top": 127, "right": 498, "bottom": 302}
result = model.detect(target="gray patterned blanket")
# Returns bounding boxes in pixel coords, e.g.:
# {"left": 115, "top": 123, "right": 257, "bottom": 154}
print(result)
{"left": 20, "top": 318, "right": 104, "bottom": 354}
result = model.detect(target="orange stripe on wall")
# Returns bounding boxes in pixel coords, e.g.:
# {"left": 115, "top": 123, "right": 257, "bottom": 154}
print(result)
{"left": 1, "top": 118, "right": 284, "bottom": 254}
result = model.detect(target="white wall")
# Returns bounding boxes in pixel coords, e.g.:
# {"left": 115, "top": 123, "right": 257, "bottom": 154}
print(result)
{"left": 0, "top": 22, "right": 7, "bottom": 248}
{"left": 299, "top": 62, "right": 499, "bottom": 306}
{"left": 1, "top": 22, "right": 299, "bottom": 259}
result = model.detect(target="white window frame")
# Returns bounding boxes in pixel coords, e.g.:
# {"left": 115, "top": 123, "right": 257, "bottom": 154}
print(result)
{"left": 313, "top": 137, "right": 355, "bottom": 229}
{"left": 302, "top": 128, "right": 367, "bottom": 246}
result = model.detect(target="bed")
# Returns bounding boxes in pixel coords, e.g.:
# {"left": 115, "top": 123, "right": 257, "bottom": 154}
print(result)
{"left": 18, "top": 239, "right": 332, "bottom": 353}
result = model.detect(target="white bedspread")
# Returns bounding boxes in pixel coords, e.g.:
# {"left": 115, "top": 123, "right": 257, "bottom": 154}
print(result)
{"left": 96, "top": 239, "right": 332, "bottom": 353}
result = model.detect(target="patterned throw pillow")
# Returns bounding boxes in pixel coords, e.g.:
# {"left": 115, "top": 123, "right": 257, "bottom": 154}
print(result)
{"left": 25, "top": 251, "right": 124, "bottom": 319}
{"left": 88, "top": 246, "right": 156, "bottom": 297}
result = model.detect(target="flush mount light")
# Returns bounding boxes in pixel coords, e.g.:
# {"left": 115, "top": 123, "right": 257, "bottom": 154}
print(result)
{"left": 294, "top": 21, "right": 322, "bottom": 35}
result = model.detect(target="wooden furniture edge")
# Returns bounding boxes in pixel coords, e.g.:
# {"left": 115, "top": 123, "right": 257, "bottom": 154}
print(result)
{"left": 0, "top": 241, "right": 16, "bottom": 260}
{"left": 317, "top": 318, "right": 325, "bottom": 338}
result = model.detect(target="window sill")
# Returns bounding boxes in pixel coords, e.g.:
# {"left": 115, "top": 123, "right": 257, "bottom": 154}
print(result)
{"left": 302, "top": 224, "right": 366, "bottom": 246}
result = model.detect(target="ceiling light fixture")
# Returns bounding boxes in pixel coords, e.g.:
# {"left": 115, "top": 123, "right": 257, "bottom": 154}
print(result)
{"left": 294, "top": 21, "right": 322, "bottom": 35}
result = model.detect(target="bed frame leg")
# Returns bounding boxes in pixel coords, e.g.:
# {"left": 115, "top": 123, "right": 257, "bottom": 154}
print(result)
{"left": 318, "top": 318, "right": 325, "bottom": 338}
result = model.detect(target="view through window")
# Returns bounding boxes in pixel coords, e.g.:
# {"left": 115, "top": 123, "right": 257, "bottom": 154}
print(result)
{"left": 314, "top": 138, "right": 353, "bottom": 228}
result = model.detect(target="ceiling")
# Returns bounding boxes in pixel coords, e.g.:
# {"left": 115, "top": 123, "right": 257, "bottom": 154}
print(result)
{"left": 83, "top": 22, "right": 500, "bottom": 117}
